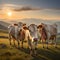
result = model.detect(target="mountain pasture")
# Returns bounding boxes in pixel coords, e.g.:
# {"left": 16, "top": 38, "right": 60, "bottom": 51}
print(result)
{"left": 0, "top": 31, "right": 60, "bottom": 60}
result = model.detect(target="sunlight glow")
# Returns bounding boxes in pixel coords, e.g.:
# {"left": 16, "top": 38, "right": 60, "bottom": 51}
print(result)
{"left": 7, "top": 11, "right": 12, "bottom": 17}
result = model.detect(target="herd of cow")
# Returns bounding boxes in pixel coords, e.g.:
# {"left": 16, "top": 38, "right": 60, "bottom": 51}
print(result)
{"left": 8, "top": 22, "right": 57, "bottom": 55}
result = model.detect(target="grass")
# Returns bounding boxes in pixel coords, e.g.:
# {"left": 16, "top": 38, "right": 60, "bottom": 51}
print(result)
{"left": 0, "top": 32, "right": 60, "bottom": 60}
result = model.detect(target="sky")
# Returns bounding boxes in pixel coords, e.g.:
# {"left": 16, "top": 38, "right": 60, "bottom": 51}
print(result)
{"left": 0, "top": 0, "right": 60, "bottom": 21}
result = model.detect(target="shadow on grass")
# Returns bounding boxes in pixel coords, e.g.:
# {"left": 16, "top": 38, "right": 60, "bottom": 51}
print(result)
{"left": 0, "top": 36, "right": 8, "bottom": 39}
{"left": 0, "top": 43, "right": 8, "bottom": 49}
{"left": 0, "top": 43, "right": 60, "bottom": 60}
{"left": 16, "top": 47, "right": 30, "bottom": 54}
{"left": 9, "top": 44, "right": 60, "bottom": 60}
{"left": 37, "top": 48, "right": 60, "bottom": 60}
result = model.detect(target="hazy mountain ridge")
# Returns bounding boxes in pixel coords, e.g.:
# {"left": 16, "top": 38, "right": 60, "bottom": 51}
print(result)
{"left": 0, "top": 21, "right": 10, "bottom": 28}
{"left": 0, "top": 18, "right": 60, "bottom": 33}
{"left": 0, "top": 21, "right": 10, "bottom": 31}
{"left": 9, "top": 18, "right": 60, "bottom": 25}
{"left": 9, "top": 18, "right": 60, "bottom": 33}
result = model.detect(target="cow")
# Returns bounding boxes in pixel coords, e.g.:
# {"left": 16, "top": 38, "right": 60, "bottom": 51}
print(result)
{"left": 8, "top": 22, "right": 26, "bottom": 48}
{"left": 23, "top": 24, "right": 39, "bottom": 55}
{"left": 37, "top": 23, "right": 57, "bottom": 48}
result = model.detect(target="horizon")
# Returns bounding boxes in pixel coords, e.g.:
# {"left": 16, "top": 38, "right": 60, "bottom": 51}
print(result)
{"left": 0, "top": 18, "right": 60, "bottom": 23}
{"left": 0, "top": 18, "right": 60, "bottom": 33}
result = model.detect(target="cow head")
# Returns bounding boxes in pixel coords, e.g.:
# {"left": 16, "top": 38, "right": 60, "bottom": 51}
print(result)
{"left": 37, "top": 23, "right": 47, "bottom": 34}
{"left": 18, "top": 22, "right": 27, "bottom": 31}
{"left": 28, "top": 24, "right": 37, "bottom": 33}
{"left": 37, "top": 24, "right": 43, "bottom": 32}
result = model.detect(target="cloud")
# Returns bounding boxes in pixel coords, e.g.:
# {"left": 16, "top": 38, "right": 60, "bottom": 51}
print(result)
{"left": 0, "top": 4, "right": 41, "bottom": 11}
{"left": 51, "top": 8, "right": 60, "bottom": 10}
{"left": 45, "top": 8, "right": 60, "bottom": 11}
{"left": 0, "top": 4, "right": 60, "bottom": 12}
{"left": 12, "top": 6, "right": 41, "bottom": 11}
{"left": 11, "top": 7, "right": 60, "bottom": 12}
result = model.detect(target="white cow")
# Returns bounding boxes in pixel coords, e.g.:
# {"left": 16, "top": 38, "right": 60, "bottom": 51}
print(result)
{"left": 23, "top": 24, "right": 39, "bottom": 55}
{"left": 8, "top": 22, "right": 25, "bottom": 48}
{"left": 38, "top": 23, "right": 57, "bottom": 48}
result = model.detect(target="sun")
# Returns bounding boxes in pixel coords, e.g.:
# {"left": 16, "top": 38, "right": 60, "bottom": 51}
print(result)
{"left": 7, "top": 11, "right": 12, "bottom": 17}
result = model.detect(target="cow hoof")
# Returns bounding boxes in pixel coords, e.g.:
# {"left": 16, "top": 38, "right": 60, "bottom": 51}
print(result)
{"left": 47, "top": 47, "right": 48, "bottom": 49}
{"left": 27, "top": 47, "right": 29, "bottom": 49}
{"left": 10, "top": 43, "right": 11, "bottom": 46}
{"left": 55, "top": 46, "right": 57, "bottom": 48}
{"left": 43, "top": 46, "right": 44, "bottom": 48}
{"left": 18, "top": 46, "right": 20, "bottom": 49}
{"left": 14, "top": 44, "right": 15, "bottom": 46}
{"left": 30, "top": 52, "right": 33, "bottom": 56}
{"left": 21, "top": 47, "right": 23, "bottom": 48}
{"left": 34, "top": 52, "right": 37, "bottom": 56}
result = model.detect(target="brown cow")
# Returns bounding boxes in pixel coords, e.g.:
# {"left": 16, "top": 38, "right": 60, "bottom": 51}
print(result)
{"left": 38, "top": 23, "right": 57, "bottom": 48}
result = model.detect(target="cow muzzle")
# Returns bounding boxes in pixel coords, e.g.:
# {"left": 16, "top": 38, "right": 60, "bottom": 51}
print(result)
{"left": 33, "top": 38, "right": 38, "bottom": 42}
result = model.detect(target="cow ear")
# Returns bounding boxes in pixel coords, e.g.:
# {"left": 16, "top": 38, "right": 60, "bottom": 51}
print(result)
{"left": 37, "top": 25, "right": 43, "bottom": 29}
{"left": 23, "top": 27, "right": 28, "bottom": 30}
{"left": 37, "top": 26, "right": 39, "bottom": 29}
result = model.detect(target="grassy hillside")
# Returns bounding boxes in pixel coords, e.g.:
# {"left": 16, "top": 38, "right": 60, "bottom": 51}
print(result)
{"left": 0, "top": 21, "right": 10, "bottom": 28}
{"left": 0, "top": 21, "right": 10, "bottom": 32}
{"left": 0, "top": 32, "right": 60, "bottom": 60}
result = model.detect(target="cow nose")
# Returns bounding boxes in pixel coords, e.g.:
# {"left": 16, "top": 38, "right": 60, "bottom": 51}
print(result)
{"left": 33, "top": 38, "right": 38, "bottom": 42}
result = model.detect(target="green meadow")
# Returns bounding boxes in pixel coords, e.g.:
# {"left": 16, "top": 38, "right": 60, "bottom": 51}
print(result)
{"left": 0, "top": 31, "right": 60, "bottom": 60}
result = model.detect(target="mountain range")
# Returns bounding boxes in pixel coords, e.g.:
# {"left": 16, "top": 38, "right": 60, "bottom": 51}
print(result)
{"left": 0, "top": 21, "right": 10, "bottom": 31}
{"left": 0, "top": 18, "right": 60, "bottom": 33}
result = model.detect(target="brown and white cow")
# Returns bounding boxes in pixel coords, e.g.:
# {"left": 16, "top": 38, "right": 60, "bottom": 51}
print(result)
{"left": 37, "top": 23, "right": 57, "bottom": 48}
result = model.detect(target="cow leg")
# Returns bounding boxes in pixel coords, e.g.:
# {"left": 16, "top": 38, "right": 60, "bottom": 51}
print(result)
{"left": 46, "top": 39, "right": 48, "bottom": 49}
{"left": 42, "top": 40, "right": 44, "bottom": 48}
{"left": 51, "top": 37, "right": 54, "bottom": 44}
{"left": 9, "top": 39, "right": 11, "bottom": 45}
{"left": 52, "top": 39, "right": 53, "bottom": 44}
{"left": 34, "top": 47, "right": 37, "bottom": 56}
{"left": 9, "top": 34, "right": 12, "bottom": 45}
{"left": 17, "top": 40, "right": 20, "bottom": 48}
{"left": 21, "top": 40, "right": 23, "bottom": 48}
{"left": 13, "top": 38, "right": 15, "bottom": 46}
{"left": 33, "top": 41, "right": 37, "bottom": 55}
{"left": 29, "top": 42, "right": 33, "bottom": 55}
{"left": 55, "top": 36, "right": 57, "bottom": 48}
{"left": 30, "top": 48, "right": 33, "bottom": 55}
{"left": 27, "top": 39, "right": 31, "bottom": 49}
